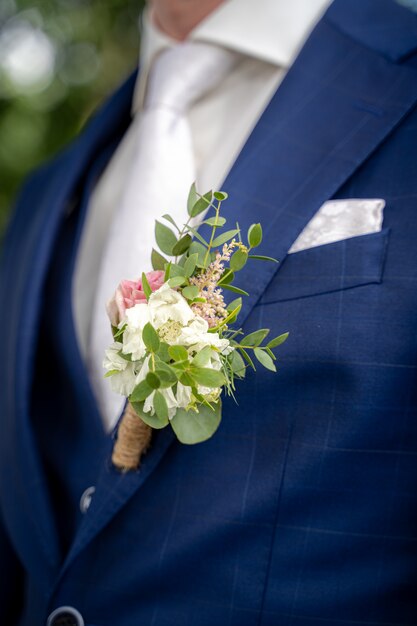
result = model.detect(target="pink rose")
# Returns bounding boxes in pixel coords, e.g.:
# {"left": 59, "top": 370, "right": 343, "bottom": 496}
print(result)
{"left": 106, "top": 270, "right": 165, "bottom": 326}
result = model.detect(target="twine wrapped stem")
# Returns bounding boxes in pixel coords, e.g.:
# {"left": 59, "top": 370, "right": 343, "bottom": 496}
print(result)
{"left": 112, "top": 402, "right": 152, "bottom": 471}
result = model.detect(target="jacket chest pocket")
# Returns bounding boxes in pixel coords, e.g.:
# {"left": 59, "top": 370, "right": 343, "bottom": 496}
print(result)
{"left": 259, "top": 228, "right": 390, "bottom": 305}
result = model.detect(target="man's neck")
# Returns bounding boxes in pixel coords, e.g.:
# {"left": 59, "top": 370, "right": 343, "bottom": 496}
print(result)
{"left": 150, "top": 0, "right": 225, "bottom": 41}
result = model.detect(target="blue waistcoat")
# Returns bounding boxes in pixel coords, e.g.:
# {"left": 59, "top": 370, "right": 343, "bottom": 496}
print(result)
{"left": 1, "top": 2, "right": 417, "bottom": 624}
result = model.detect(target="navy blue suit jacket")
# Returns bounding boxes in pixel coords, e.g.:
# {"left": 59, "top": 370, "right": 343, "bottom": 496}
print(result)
{"left": 1, "top": 1, "right": 417, "bottom": 624}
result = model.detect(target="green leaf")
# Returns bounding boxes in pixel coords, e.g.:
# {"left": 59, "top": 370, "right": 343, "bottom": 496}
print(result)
{"left": 170, "top": 401, "right": 222, "bottom": 444}
{"left": 187, "top": 182, "right": 199, "bottom": 216}
{"left": 168, "top": 345, "right": 189, "bottom": 362}
{"left": 267, "top": 332, "right": 289, "bottom": 349}
{"left": 248, "top": 223, "right": 263, "bottom": 248}
{"left": 162, "top": 213, "right": 179, "bottom": 231}
{"left": 154, "top": 390, "right": 169, "bottom": 421}
{"left": 172, "top": 234, "right": 192, "bottom": 256}
{"left": 155, "top": 220, "right": 177, "bottom": 255}
{"left": 169, "top": 263, "right": 186, "bottom": 278}
{"left": 130, "top": 379, "right": 153, "bottom": 402}
{"left": 182, "top": 285, "right": 199, "bottom": 300}
{"left": 154, "top": 362, "right": 178, "bottom": 387}
{"left": 190, "top": 190, "right": 213, "bottom": 218}
{"left": 230, "top": 250, "right": 248, "bottom": 271}
{"left": 213, "top": 190, "right": 228, "bottom": 201}
{"left": 188, "top": 241, "right": 208, "bottom": 266}
{"left": 241, "top": 328, "right": 270, "bottom": 347}
{"left": 192, "top": 345, "right": 212, "bottom": 368}
{"left": 179, "top": 371, "right": 195, "bottom": 386}
{"left": 157, "top": 341, "right": 170, "bottom": 362}
{"left": 222, "top": 284, "right": 249, "bottom": 297}
{"left": 168, "top": 275, "right": 187, "bottom": 288}
{"left": 229, "top": 350, "right": 246, "bottom": 377}
{"left": 227, "top": 297, "right": 242, "bottom": 312}
{"left": 183, "top": 253, "right": 198, "bottom": 277}
{"left": 218, "top": 269, "right": 234, "bottom": 285}
{"left": 254, "top": 347, "right": 276, "bottom": 372}
{"left": 190, "top": 367, "right": 225, "bottom": 387}
{"left": 211, "top": 229, "right": 239, "bottom": 248}
{"left": 186, "top": 226, "right": 209, "bottom": 247}
{"left": 141, "top": 272, "right": 152, "bottom": 300}
{"left": 113, "top": 323, "right": 126, "bottom": 340}
{"left": 131, "top": 400, "right": 168, "bottom": 429}
{"left": 104, "top": 369, "right": 119, "bottom": 378}
{"left": 151, "top": 248, "right": 168, "bottom": 271}
{"left": 248, "top": 255, "right": 278, "bottom": 263}
{"left": 142, "top": 322, "right": 160, "bottom": 352}
{"left": 146, "top": 371, "right": 161, "bottom": 389}
{"left": 164, "top": 262, "right": 172, "bottom": 281}
{"left": 239, "top": 347, "right": 255, "bottom": 370}
{"left": 204, "top": 216, "right": 226, "bottom": 227}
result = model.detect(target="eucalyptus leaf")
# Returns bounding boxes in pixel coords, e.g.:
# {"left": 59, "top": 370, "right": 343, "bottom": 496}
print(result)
{"left": 227, "top": 297, "right": 242, "bottom": 312}
{"left": 162, "top": 213, "right": 179, "bottom": 231}
{"left": 188, "top": 240, "right": 208, "bottom": 265}
{"left": 222, "top": 284, "right": 249, "bottom": 297}
{"left": 204, "top": 216, "right": 226, "bottom": 227}
{"left": 248, "top": 255, "right": 278, "bottom": 263}
{"left": 182, "top": 285, "right": 199, "bottom": 300}
{"left": 170, "top": 401, "right": 222, "bottom": 444}
{"left": 186, "top": 226, "right": 209, "bottom": 247}
{"left": 146, "top": 371, "right": 161, "bottom": 389}
{"left": 211, "top": 229, "right": 239, "bottom": 248}
{"left": 190, "top": 367, "right": 225, "bottom": 387}
{"left": 183, "top": 253, "right": 198, "bottom": 277}
{"left": 187, "top": 182, "right": 198, "bottom": 216}
{"left": 142, "top": 322, "right": 160, "bottom": 352}
{"left": 141, "top": 272, "right": 152, "bottom": 300}
{"left": 130, "top": 379, "right": 153, "bottom": 402}
{"left": 151, "top": 248, "right": 168, "bottom": 271}
{"left": 131, "top": 400, "right": 168, "bottom": 429}
{"left": 154, "top": 390, "right": 169, "bottom": 421}
{"left": 172, "top": 234, "right": 192, "bottom": 256}
{"left": 154, "top": 362, "right": 178, "bottom": 387}
{"left": 247, "top": 223, "right": 263, "bottom": 248}
{"left": 190, "top": 190, "right": 213, "bottom": 218}
{"left": 192, "top": 345, "right": 212, "bottom": 368}
{"left": 230, "top": 250, "right": 248, "bottom": 271}
{"left": 229, "top": 350, "right": 246, "bottom": 377}
{"left": 168, "top": 345, "right": 189, "bottom": 362}
{"left": 168, "top": 275, "right": 187, "bottom": 288}
{"left": 218, "top": 269, "right": 234, "bottom": 285}
{"left": 254, "top": 347, "right": 276, "bottom": 372}
{"left": 155, "top": 220, "right": 177, "bottom": 256}
{"left": 213, "top": 191, "right": 228, "bottom": 201}
{"left": 267, "top": 332, "right": 289, "bottom": 348}
{"left": 241, "top": 328, "right": 270, "bottom": 347}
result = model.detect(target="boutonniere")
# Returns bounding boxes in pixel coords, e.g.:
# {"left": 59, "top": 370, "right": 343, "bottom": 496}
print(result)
{"left": 104, "top": 185, "right": 288, "bottom": 471}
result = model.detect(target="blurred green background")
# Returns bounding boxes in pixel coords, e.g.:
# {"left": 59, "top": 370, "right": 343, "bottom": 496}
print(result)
{"left": 0, "top": 0, "right": 145, "bottom": 236}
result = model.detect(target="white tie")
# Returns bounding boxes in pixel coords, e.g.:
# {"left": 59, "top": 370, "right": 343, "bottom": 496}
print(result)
{"left": 90, "top": 41, "right": 238, "bottom": 430}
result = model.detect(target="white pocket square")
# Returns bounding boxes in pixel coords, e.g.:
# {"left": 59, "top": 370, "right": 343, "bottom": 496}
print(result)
{"left": 289, "top": 198, "right": 385, "bottom": 254}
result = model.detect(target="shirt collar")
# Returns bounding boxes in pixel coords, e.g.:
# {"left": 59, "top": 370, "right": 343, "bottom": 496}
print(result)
{"left": 132, "top": 0, "right": 333, "bottom": 113}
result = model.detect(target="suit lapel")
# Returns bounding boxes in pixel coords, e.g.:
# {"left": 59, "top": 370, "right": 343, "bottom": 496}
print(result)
{"left": 198, "top": 0, "right": 417, "bottom": 325}
{"left": 0, "top": 72, "right": 137, "bottom": 581}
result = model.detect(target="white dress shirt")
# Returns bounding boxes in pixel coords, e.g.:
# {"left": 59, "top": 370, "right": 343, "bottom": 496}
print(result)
{"left": 73, "top": 0, "right": 332, "bottom": 427}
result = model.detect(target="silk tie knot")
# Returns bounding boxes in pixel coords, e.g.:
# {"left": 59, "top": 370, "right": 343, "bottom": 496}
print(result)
{"left": 144, "top": 41, "right": 238, "bottom": 114}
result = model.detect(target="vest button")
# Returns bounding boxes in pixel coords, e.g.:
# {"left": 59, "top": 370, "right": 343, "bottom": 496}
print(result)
{"left": 79, "top": 485, "right": 95, "bottom": 513}
{"left": 46, "top": 606, "right": 84, "bottom": 626}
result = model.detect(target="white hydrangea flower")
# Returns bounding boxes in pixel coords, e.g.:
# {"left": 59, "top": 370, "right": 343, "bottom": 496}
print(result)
{"left": 148, "top": 282, "right": 195, "bottom": 328}
{"left": 103, "top": 342, "right": 138, "bottom": 397}
{"left": 122, "top": 302, "right": 150, "bottom": 360}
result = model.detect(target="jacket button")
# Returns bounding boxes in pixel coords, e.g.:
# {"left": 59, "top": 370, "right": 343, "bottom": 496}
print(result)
{"left": 79, "top": 486, "right": 95, "bottom": 513}
{"left": 46, "top": 606, "right": 84, "bottom": 626}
